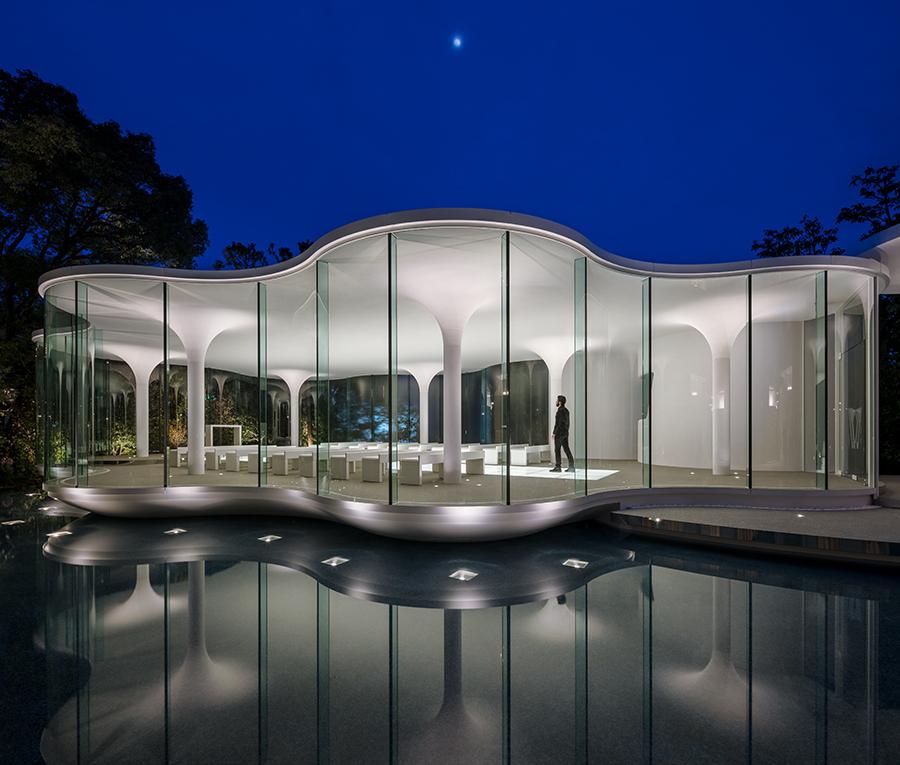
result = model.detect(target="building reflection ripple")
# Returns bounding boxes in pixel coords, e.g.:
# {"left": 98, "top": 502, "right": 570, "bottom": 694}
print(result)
{"left": 39, "top": 516, "right": 900, "bottom": 764}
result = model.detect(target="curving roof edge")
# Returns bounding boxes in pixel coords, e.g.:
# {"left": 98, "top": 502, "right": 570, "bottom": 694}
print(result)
{"left": 37, "top": 208, "right": 892, "bottom": 296}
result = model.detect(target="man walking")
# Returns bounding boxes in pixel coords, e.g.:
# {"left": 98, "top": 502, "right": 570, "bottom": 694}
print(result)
{"left": 550, "top": 394, "right": 575, "bottom": 472}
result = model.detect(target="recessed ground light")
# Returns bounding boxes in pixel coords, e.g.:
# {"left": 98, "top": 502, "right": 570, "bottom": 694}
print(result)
{"left": 476, "top": 483, "right": 482, "bottom": 487}
{"left": 46, "top": 530, "right": 72, "bottom": 538}
{"left": 321, "top": 556, "right": 349, "bottom": 567}
{"left": 690, "top": 471, "right": 695, "bottom": 475}
{"left": 164, "top": 528, "right": 187, "bottom": 535}
{"left": 796, "top": 514, "right": 804, "bottom": 518}
{"left": 258, "top": 535, "right": 282, "bottom": 543}
{"left": 449, "top": 569, "right": 478, "bottom": 581}
{"left": 690, "top": 391, "right": 698, "bottom": 397}
{"left": 563, "top": 558, "right": 589, "bottom": 569}
{"left": 2, "top": 519, "right": 26, "bottom": 526}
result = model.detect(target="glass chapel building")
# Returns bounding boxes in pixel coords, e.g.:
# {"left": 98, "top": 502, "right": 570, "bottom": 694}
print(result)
{"left": 35, "top": 210, "right": 892, "bottom": 541}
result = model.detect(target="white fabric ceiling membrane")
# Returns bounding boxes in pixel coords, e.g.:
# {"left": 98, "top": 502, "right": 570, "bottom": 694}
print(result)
{"left": 44, "top": 227, "right": 873, "bottom": 387}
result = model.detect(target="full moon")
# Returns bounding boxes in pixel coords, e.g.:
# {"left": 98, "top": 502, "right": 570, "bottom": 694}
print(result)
{"left": 452, "top": 35, "right": 462, "bottom": 49}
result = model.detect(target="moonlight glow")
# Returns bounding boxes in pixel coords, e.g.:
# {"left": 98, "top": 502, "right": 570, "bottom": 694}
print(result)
{"left": 452, "top": 35, "right": 462, "bottom": 49}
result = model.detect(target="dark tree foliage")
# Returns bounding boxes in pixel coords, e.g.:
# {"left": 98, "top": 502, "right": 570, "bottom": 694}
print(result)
{"left": 0, "top": 69, "right": 209, "bottom": 486}
{"left": 880, "top": 295, "right": 900, "bottom": 474}
{"left": 752, "top": 215, "right": 845, "bottom": 258}
{"left": 213, "top": 239, "right": 312, "bottom": 270}
{"left": 837, "top": 165, "right": 900, "bottom": 239}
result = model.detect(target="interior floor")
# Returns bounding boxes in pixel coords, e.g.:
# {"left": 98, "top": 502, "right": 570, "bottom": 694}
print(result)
{"left": 50, "top": 455, "right": 868, "bottom": 505}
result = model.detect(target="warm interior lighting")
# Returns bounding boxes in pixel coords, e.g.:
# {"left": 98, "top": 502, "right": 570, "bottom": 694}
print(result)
{"left": 164, "top": 528, "right": 187, "bottom": 535}
{"left": 449, "top": 569, "right": 478, "bottom": 581}
{"left": 46, "top": 530, "right": 72, "bottom": 538}
{"left": 258, "top": 535, "right": 282, "bottom": 543}
{"left": 321, "top": 556, "right": 350, "bottom": 567}
{"left": 562, "top": 558, "right": 588, "bottom": 569}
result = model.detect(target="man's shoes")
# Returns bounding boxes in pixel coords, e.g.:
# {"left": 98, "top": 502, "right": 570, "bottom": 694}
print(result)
{"left": 549, "top": 467, "right": 562, "bottom": 473}
{"left": 566, "top": 466, "right": 576, "bottom": 472}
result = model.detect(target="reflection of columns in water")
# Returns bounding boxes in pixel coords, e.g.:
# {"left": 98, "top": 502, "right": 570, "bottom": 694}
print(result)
{"left": 711, "top": 356, "right": 731, "bottom": 475}
{"left": 442, "top": 332, "right": 462, "bottom": 484}
{"left": 442, "top": 610, "right": 463, "bottom": 713}
{"left": 186, "top": 560, "right": 210, "bottom": 664}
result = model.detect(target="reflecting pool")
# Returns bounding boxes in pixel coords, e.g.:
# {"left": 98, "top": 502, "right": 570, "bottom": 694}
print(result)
{"left": 2, "top": 491, "right": 899, "bottom": 764}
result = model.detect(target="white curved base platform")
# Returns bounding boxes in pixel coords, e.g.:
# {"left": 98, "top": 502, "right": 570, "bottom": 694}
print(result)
{"left": 46, "top": 484, "right": 876, "bottom": 543}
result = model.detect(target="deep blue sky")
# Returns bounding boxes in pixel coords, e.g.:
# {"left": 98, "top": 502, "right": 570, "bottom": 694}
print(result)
{"left": 4, "top": 1, "right": 900, "bottom": 265}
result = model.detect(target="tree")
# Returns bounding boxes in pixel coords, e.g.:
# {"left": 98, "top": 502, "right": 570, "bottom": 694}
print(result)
{"left": 213, "top": 239, "right": 313, "bottom": 269}
{"left": 837, "top": 165, "right": 900, "bottom": 239}
{"left": 0, "top": 69, "right": 209, "bottom": 486}
{"left": 752, "top": 215, "right": 845, "bottom": 258}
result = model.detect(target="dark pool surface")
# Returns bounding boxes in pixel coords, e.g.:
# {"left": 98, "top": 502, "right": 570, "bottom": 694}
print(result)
{"left": 2, "top": 491, "right": 899, "bottom": 764}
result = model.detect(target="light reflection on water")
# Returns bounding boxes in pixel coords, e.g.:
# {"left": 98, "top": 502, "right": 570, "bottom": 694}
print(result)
{"left": 2, "top": 493, "right": 900, "bottom": 764}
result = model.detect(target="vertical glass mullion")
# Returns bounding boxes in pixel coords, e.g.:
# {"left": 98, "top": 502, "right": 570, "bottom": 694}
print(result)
{"left": 163, "top": 283, "right": 170, "bottom": 487}
{"left": 641, "top": 278, "right": 652, "bottom": 488}
{"left": 316, "top": 262, "right": 330, "bottom": 495}
{"left": 747, "top": 275, "right": 752, "bottom": 490}
{"left": 869, "top": 276, "right": 877, "bottom": 489}
{"left": 816, "top": 271, "right": 828, "bottom": 489}
{"left": 501, "top": 232, "right": 510, "bottom": 505}
{"left": 574, "top": 258, "right": 587, "bottom": 495}
{"left": 258, "top": 283, "right": 268, "bottom": 487}
{"left": 74, "top": 282, "right": 90, "bottom": 487}
{"left": 388, "top": 234, "right": 398, "bottom": 505}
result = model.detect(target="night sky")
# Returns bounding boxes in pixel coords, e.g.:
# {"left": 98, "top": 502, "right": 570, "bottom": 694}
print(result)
{"left": 4, "top": 1, "right": 900, "bottom": 266}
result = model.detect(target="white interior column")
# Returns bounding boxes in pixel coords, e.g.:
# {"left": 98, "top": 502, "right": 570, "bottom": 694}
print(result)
{"left": 290, "top": 389, "right": 300, "bottom": 447}
{"left": 187, "top": 352, "right": 207, "bottom": 475}
{"left": 442, "top": 329, "right": 462, "bottom": 484}
{"left": 134, "top": 374, "right": 150, "bottom": 458}
{"left": 711, "top": 356, "right": 731, "bottom": 475}
{"left": 548, "top": 366, "right": 564, "bottom": 444}
{"left": 406, "top": 365, "right": 440, "bottom": 445}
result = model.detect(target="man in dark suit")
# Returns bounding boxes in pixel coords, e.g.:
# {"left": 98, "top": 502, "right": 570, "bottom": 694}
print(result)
{"left": 550, "top": 394, "right": 575, "bottom": 472}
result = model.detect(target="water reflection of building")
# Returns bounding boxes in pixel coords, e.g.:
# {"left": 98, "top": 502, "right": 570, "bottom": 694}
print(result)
{"left": 39, "top": 515, "right": 900, "bottom": 764}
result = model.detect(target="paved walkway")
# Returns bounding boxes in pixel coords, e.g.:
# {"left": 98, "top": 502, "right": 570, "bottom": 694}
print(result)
{"left": 609, "top": 503, "right": 900, "bottom": 566}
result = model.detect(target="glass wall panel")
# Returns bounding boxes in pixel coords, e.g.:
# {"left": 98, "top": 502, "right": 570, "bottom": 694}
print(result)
{"left": 393, "top": 228, "right": 505, "bottom": 505}
{"left": 508, "top": 232, "right": 582, "bottom": 502}
{"left": 587, "top": 264, "right": 646, "bottom": 493}
{"left": 167, "top": 282, "right": 260, "bottom": 487}
{"left": 82, "top": 278, "right": 165, "bottom": 487}
{"left": 44, "top": 283, "right": 77, "bottom": 487}
{"left": 264, "top": 269, "right": 317, "bottom": 491}
{"left": 751, "top": 272, "right": 823, "bottom": 489}
{"left": 651, "top": 276, "right": 748, "bottom": 488}
{"left": 827, "top": 272, "right": 874, "bottom": 487}
{"left": 316, "top": 235, "right": 389, "bottom": 502}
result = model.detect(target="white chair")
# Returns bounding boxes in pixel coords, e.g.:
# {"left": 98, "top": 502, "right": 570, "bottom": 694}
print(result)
{"left": 362, "top": 455, "right": 384, "bottom": 482}
{"left": 224, "top": 451, "right": 241, "bottom": 471}
{"left": 399, "top": 455, "right": 422, "bottom": 485}
{"left": 204, "top": 450, "right": 219, "bottom": 471}
{"left": 247, "top": 452, "right": 260, "bottom": 474}
{"left": 299, "top": 453, "right": 315, "bottom": 477}
{"left": 168, "top": 448, "right": 183, "bottom": 468}
{"left": 330, "top": 454, "right": 349, "bottom": 480}
{"left": 271, "top": 452, "right": 294, "bottom": 475}
{"left": 465, "top": 457, "right": 485, "bottom": 475}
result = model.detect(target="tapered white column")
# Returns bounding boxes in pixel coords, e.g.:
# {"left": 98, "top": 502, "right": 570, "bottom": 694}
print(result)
{"left": 406, "top": 366, "right": 440, "bottom": 445}
{"left": 712, "top": 356, "right": 731, "bottom": 475}
{"left": 442, "top": 331, "right": 462, "bottom": 484}
{"left": 187, "top": 354, "right": 206, "bottom": 475}
{"left": 134, "top": 374, "right": 150, "bottom": 458}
